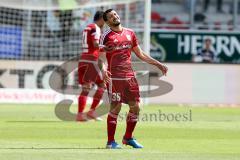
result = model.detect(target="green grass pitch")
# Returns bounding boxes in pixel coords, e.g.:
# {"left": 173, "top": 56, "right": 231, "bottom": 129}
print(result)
{"left": 0, "top": 104, "right": 240, "bottom": 160}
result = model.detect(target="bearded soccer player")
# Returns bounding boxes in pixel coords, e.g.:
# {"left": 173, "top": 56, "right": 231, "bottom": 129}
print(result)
{"left": 77, "top": 11, "right": 106, "bottom": 121}
{"left": 100, "top": 9, "right": 168, "bottom": 149}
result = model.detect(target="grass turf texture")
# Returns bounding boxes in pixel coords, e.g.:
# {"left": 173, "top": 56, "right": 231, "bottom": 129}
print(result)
{"left": 0, "top": 104, "right": 240, "bottom": 160}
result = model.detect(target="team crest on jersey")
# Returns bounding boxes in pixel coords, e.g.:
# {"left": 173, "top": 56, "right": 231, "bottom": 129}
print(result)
{"left": 126, "top": 35, "right": 131, "bottom": 41}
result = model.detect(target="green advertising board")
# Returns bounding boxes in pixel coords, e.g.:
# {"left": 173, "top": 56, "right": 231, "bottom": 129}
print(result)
{"left": 150, "top": 30, "right": 240, "bottom": 63}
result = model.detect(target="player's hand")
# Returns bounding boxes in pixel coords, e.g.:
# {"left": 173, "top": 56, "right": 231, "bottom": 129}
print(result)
{"left": 103, "top": 70, "right": 111, "bottom": 84}
{"left": 157, "top": 63, "right": 168, "bottom": 76}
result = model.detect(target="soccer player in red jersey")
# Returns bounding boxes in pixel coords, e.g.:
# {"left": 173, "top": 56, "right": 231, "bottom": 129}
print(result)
{"left": 77, "top": 11, "right": 106, "bottom": 121}
{"left": 100, "top": 9, "right": 168, "bottom": 148}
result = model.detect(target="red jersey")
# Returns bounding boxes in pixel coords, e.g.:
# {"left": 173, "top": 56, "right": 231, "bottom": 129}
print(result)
{"left": 81, "top": 23, "right": 101, "bottom": 61}
{"left": 100, "top": 28, "right": 139, "bottom": 78}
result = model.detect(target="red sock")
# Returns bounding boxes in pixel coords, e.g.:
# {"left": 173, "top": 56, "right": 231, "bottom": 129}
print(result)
{"left": 124, "top": 112, "right": 138, "bottom": 139}
{"left": 90, "top": 87, "right": 104, "bottom": 110}
{"left": 78, "top": 91, "right": 88, "bottom": 113}
{"left": 107, "top": 112, "right": 118, "bottom": 142}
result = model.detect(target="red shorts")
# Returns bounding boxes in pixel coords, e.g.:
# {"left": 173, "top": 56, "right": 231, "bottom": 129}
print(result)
{"left": 78, "top": 61, "right": 103, "bottom": 85}
{"left": 108, "top": 77, "right": 140, "bottom": 104}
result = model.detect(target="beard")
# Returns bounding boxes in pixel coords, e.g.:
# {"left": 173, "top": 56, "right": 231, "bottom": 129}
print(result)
{"left": 113, "top": 22, "right": 121, "bottom": 26}
{"left": 112, "top": 18, "right": 121, "bottom": 26}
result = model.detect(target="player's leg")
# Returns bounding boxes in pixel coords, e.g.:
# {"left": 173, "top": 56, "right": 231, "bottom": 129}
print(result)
{"left": 106, "top": 79, "right": 124, "bottom": 149}
{"left": 87, "top": 82, "right": 105, "bottom": 120}
{"left": 106, "top": 102, "right": 122, "bottom": 149}
{"left": 124, "top": 101, "right": 140, "bottom": 139}
{"left": 76, "top": 83, "right": 91, "bottom": 121}
{"left": 122, "top": 101, "right": 143, "bottom": 148}
{"left": 77, "top": 61, "right": 94, "bottom": 121}
{"left": 90, "top": 84, "right": 105, "bottom": 110}
{"left": 122, "top": 77, "right": 143, "bottom": 148}
{"left": 86, "top": 62, "right": 106, "bottom": 120}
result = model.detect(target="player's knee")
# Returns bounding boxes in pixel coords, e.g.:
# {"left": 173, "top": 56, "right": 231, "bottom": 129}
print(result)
{"left": 83, "top": 87, "right": 90, "bottom": 93}
{"left": 129, "top": 104, "right": 140, "bottom": 115}
{"left": 110, "top": 103, "right": 122, "bottom": 114}
{"left": 81, "top": 84, "right": 91, "bottom": 95}
{"left": 134, "top": 106, "right": 140, "bottom": 115}
{"left": 98, "top": 83, "right": 106, "bottom": 89}
{"left": 81, "top": 89, "right": 89, "bottom": 96}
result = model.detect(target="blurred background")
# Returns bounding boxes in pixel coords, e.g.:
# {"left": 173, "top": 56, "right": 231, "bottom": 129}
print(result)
{"left": 0, "top": 0, "right": 239, "bottom": 106}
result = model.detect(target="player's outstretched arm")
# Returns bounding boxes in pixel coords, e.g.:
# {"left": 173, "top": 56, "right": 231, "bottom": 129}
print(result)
{"left": 133, "top": 45, "right": 168, "bottom": 76}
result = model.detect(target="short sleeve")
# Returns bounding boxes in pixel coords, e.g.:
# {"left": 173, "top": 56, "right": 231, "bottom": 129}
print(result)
{"left": 132, "top": 31, "right": 139, "bottom": 48}
{"left": 90, "top": 26, "right": 101, "bottom": 40}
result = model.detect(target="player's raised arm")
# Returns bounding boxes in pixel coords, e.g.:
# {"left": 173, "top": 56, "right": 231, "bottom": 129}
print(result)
{"left": 132, "top": 45, "right": 168, "bottom": 76}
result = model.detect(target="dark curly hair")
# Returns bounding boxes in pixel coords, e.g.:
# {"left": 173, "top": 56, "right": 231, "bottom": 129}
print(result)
{"left": 103, "top": 9, "right": 113, "bottom": 21}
